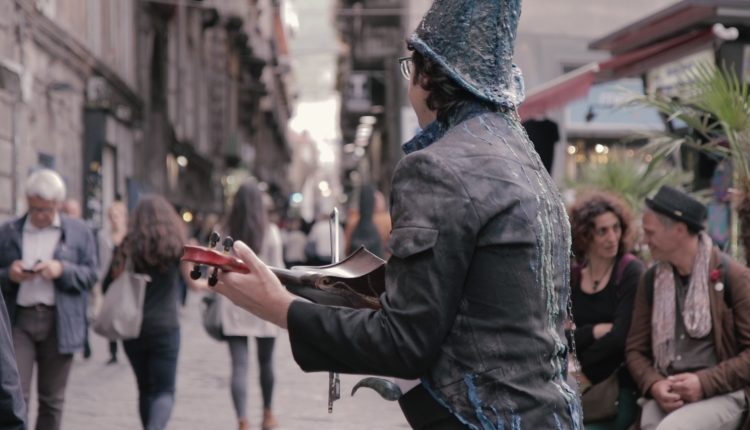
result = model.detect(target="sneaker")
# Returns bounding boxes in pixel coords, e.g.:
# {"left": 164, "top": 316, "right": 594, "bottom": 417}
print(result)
{"left": 106, "top": 356, "right": 118, "bottom": 365}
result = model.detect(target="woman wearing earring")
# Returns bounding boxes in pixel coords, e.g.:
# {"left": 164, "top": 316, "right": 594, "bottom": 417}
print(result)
{"left": 569, "top": 191, "right": 644, "bottom": 430}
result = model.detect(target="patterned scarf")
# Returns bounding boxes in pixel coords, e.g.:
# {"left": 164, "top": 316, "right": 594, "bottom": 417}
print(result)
{"left": 652, "top": 232, "right": 713, "bottom": 372}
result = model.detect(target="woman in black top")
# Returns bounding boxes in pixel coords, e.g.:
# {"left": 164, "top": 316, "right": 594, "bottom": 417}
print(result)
{"left": 104, "top": 195, "right": 186, "bottom": 430}
{"left": 569, "top": 191, "right": 645, "bottom": 430}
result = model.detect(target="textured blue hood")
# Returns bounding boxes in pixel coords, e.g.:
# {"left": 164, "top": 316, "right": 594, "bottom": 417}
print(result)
{"left": 409, "top": 0, "right": 525, "bottom": 109}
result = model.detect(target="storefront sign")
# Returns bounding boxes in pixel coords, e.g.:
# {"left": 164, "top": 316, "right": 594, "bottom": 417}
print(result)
{"left": 646, "top": 49, "right": 714, "bottom": 97}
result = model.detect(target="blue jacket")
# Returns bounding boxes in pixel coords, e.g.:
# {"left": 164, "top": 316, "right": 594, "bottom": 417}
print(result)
{"left": 0, "top": 214, "right": 98, "bottom": 354}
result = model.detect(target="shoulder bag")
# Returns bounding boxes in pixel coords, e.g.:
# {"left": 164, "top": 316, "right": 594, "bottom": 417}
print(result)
{"left": 92, "top": 258, "right": 149, "bottom": 340}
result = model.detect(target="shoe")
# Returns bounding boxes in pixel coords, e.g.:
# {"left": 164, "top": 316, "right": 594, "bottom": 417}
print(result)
{"left": 261, "top": 409, "right": 278, "bottom": 430}
{"left": 106, "top": 356, "right": 118, "bottom": 365}
{"left": 238, "top": 417, "right": 250, "bottom": 430}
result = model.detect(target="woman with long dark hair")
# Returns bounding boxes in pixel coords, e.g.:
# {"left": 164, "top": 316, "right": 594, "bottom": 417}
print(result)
{"left": 568, "top": 191, "right": 645, "bottom": 429}
{"left": 104, "top": 195, "right": 185, "bottom": 430}
{"left": 221, "top": 180, "right": 282, "bottom": 430}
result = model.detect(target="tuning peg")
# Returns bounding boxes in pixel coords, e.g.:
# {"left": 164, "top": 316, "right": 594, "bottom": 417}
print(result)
{"left": 189, "top": 265, "right": 203, "bottom": 280}
{"left": 208, "top": 267, "right": 219, "bottom": 287}
{"left": 223, "top": 236, "right": 234, "bottom": 252}
{"left": 209, "top": 231, "right": 221, "bottom": 248}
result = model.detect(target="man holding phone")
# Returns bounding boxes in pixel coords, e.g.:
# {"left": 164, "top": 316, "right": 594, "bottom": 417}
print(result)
{"left": 0, "top": 169, "right": 98, "bottom": 430}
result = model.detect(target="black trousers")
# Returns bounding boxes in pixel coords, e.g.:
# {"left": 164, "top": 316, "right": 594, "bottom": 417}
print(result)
{"left": 398, "top": 384, "right": 467, "bottom": 429}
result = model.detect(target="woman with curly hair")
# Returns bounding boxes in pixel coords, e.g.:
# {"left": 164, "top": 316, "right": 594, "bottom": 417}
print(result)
{"left": 569, "top": 191, "right": 645, "bottom": 430}
{"left": 103, "top": 195, "right": 186, "bottom": 430}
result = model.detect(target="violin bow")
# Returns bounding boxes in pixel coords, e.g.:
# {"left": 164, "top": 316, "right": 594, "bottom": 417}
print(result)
{"left": 328, "top": 207, "right": 341, "bottom": 413}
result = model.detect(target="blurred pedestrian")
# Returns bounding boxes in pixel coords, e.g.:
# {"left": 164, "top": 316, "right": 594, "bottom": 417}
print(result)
{"left": 214, "top": 180, "right": 283, "bottom": 430}
{"left": 215, "top": 0, "right": 582, "bottom": 427}
{"left": 628, "top": 186, "right": 750, "bottom": 430}
{"left": 568, "top": 191, "right": 644, "bottom": 429}
{"left": 372, "top": 190, "right": 392, "bottom": 257}
{"left": 282, "top": 217, "right": 307, "bottom": 268}
{"left": 346, "top": 184, "right": 384, "bottom": 258}
{"left": 103, "top": 195, "right": 185, "bottom": 430}
{"left": 0, "top": 291, "right": 26, "bottom": 430}
{"left": 0, "top": 169, "right": 98, "bottom": 430}
{"left": 305, "top": 210, "right": 344, "bottom": 265}
{"left": 60, "top": 198, "right": 82, "bottom": 219}
{"left": 97, "top": 201, "right": 128, "bottom": 364}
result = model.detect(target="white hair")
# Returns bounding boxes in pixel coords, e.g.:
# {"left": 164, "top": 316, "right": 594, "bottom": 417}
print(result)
{"left": 25, "top": 169, "right": 67, "bottom": 202}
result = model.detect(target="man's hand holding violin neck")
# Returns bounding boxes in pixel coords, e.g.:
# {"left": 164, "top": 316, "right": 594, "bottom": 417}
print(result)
{"left": 215, "top": 240, "right": 297, "bottom": 329}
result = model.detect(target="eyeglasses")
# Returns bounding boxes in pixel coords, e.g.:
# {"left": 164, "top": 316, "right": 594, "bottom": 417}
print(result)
{"left": 398, "top": 56, "right": 413, "bottom": 81}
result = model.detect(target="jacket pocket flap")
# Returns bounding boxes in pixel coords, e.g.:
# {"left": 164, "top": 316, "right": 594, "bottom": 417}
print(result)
{"left": 388, "top": 227, "right": 439, "bottom": 259}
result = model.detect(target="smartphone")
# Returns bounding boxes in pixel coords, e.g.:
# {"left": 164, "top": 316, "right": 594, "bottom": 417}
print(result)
{"left": 22, "top": 260, "right": 42, "bottom": 273}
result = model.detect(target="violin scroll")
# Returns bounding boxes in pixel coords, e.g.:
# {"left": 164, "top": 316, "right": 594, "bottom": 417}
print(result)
{"left": 183, "top": 233, "right": 249, "bottom": 287}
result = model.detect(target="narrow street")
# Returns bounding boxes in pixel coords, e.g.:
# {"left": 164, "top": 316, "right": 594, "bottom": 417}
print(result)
{"left": 29, "top": 290, "right": 409, "bottom": 429}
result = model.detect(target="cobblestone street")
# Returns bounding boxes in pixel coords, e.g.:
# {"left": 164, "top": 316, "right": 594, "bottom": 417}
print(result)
{"left": 28, "top": 290, "right": 409, "bottom": 430}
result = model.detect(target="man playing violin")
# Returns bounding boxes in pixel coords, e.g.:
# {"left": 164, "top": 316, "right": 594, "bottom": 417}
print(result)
{"left": 215, "top": 0, "right": 582, "bottom": 428}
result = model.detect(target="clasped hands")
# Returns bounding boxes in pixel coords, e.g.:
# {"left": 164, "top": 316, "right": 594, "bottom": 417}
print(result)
{"left": 9, "top": 259, "right": 63, "bottom": 283}
{"left": 650, "top": 373, "right": 704, "bottom": 413}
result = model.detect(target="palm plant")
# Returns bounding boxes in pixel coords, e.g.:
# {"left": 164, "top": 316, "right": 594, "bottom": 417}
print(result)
{"left": 633, "top": 62, "right": 750, "bottom": 260}
{"left": 568, "top": 154, "right": 690, "bottom": 211}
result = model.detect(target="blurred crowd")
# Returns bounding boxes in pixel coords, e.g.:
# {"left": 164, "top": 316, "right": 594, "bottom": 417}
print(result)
{"left": 0, "top": 168, "right": 394, "bottom": 430}
{"left": 1, "top": 167, "right": 749, "bottom": 430}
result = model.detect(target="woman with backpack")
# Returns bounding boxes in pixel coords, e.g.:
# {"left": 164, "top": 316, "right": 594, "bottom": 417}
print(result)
{"left": 568, "top": 191, "right": 645, "bottom": 429}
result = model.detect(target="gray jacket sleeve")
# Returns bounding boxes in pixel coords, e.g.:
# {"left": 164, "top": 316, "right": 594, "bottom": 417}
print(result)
{"left": 55, "top": 225, "right": 99, "bottom": 294}
{"left": 287, "top": 150, "right": 479, "bottom": 378}
{"left": 0, "top": 292, "right": 26, "bottom": 430}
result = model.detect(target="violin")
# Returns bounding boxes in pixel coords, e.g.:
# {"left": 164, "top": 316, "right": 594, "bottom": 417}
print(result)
{"left": 182, "top": 233, "right": 386, "bottom": 310}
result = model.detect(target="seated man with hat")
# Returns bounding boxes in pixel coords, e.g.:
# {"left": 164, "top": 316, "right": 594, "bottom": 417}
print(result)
{"left": 627, "top": 185, "right": 750, "bottom": 430}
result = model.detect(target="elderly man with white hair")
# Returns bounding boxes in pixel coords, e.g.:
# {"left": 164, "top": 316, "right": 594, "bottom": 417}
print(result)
{"left": 0, "top": 169, "right": 98, "bottom": 430}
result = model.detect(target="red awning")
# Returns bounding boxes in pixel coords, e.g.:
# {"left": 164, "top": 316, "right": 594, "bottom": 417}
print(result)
{"left": 519, "top": 64, "right": 598, "bottom": 120}
{"left": 518, "top": 28, "right": 716, "bottom": 119}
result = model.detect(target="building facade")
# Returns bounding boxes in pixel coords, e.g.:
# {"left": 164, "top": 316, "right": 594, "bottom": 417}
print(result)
{"left": 0, "top": 0, "right": 295, "bottom": 227}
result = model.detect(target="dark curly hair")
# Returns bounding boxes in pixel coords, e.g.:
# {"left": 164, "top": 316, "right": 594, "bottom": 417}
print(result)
{"left": 124, "top": 195, "right": 186, "bottom": 273}
{"left": 568, "top": 191, "right": 634, "bottom": 262}
{"left": 409, "top": 46, "right": 499, "bottom": 123}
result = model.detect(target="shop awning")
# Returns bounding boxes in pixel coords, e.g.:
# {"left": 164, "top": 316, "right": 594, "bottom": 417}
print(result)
{"left": 518, "top": 28, "right": 716, "bottom": 119}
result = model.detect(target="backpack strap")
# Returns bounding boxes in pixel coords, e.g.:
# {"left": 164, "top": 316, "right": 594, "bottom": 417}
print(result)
{"left": 615, "top": 253, "right": 637, "bottom": 285}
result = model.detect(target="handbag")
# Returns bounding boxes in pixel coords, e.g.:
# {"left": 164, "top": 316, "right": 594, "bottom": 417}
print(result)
{"left": 92, "top": 259, "right": 149, "bottom": 341}
{"left": 580, "top": 370, "right": 620, "bottom": 423}
{"left": 200, "top": 292, "right": 223, "bottom": 341}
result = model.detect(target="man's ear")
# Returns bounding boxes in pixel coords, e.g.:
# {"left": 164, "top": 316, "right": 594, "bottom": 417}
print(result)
{"left": 674, "top": 222, "right": 690, "bottom": 238}
{"left": 416, "top": 73, "right": 430, "bottom": 90}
